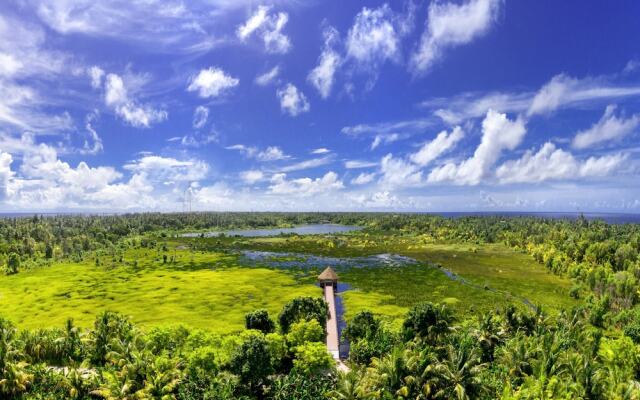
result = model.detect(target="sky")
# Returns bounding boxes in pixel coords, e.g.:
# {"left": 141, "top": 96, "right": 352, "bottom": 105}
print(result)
{"left": 1, "top": 0, "right": 640, "bottom": 213}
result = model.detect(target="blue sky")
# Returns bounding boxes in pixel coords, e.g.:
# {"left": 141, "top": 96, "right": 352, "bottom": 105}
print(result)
{"left": 1, "top": 0, "right": 640, "bottom": 212}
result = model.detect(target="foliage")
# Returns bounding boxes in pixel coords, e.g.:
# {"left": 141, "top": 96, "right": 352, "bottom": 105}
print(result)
{"left": 245, "top": 309, "right": 275, "bottom": 334}
{"left": 278, "top": 296, "right": 328, "bottom": 334}
{"left": 402, "top": 302, "right": 453, "bottom": 343}
{"left": 286, "top": 319, "right": 324, "bottom": 347}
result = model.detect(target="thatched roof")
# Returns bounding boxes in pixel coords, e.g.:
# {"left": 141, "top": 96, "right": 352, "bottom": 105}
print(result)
{"left": 318, "top": 267, "right": 338, "bottom": 282}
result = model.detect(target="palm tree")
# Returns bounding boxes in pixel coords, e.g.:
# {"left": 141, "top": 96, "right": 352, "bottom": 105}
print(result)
{"left": 473, "top": 313, "right": 503, "bottom": 362}
{"left": 422, "top": 339, "right": 486, "bottom": 400}
{"left": 329, "top": 371, "right": 361, "bottom": 400}
{"left": 365, "top": 347, "right": 410, "bottom": 397}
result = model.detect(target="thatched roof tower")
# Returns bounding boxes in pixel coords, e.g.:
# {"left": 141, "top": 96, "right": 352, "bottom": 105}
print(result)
{"left": 318, "top": 267, "right": 338, "bottom": 289}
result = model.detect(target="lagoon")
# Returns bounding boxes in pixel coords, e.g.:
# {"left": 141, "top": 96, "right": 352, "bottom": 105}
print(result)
{"left": 181, "top": 223, "right": 362, "bottom": 238}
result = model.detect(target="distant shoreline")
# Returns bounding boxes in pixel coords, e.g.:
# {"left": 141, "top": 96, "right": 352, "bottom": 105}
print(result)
{"left": 0, "top": 211, "right": 639, "bottom": 224}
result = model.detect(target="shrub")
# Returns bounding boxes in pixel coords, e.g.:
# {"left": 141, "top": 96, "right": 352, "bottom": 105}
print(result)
{"left": 286, "top": 319, "right": 324, "bottom": 347}
{"left": 343, "top": 310, "right": 379, "bottom": 342}
{"left": 244, "top": 309, "right": 275, "bottom": 334}
{"left": 229, "top": 334, "right": 273, "bottom": 395}
{"left": 292, "top": 342, "right": 335, "bottom": 375}
{"left": 278, "top": 297, "right": 328, "bottom": 334}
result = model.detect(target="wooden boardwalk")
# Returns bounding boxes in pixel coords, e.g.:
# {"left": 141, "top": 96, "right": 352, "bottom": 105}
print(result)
{"left": 323, "top": 283, "right": 340, "bottom": 360}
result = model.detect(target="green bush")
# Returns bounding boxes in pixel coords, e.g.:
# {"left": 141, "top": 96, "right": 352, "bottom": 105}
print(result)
{"left": 244, "top": 309, "right": 275, "bottom": 334}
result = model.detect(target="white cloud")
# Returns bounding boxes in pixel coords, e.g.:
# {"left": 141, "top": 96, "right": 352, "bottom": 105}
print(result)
{"left": 348, "top": 190, "right": 412, "bottom": 209}
{"left": 240, "top": 170, "right": 264, "bottom": 184}
{"left": 370, "top": 133, "right": 401, "bottom": 150}
{"left": 226, "top": 144, "right": 290, "bottom": 161}
{"left": 342, "top": 118, "right": 433, "bottom": 137}
{"left": 528, "top": 74, "right": 640, "bottom": 116}
{"left": 30, "top": 0, "right": 233, "bottom": 52}
{"left": 255, "top": 65, "right": 280, "bottom": 86}
{"left": 344, "top": 160, "right": 378, "bottom": 169}
{"left": 192, "top": 106, "right": 209, "bottom": 129}
{"left": 0, "top": 142, "right": 161, "bottom": 210}
{"left": 311, "top": 148, "right": 330, "bottom": 154}
{"left": 410, "top": 126, "right": 464, "bottom": 166}
{"left": 0, "top": 151, "right": 14, "bottom": 199}
{"left": 277, "top": 83, "right": 310, "bottom": 116}
{"left": 187, "top": 67, "right": 239, "bottom": 98}
{"left": 170, "top": 131, "right": 219, "bottom": 147}
{"left": 269, "top": 171, "right": 344, "bottom": 195}
{"left": 123, "top": 155, "right": 209, "bottom": 183}
{"left": 89, "top": 66, "right": 104, "bottom": 89}
{"left": 237, "top": 5, "right": 291, "bottom": 54}
{"left": 421, "top": 91, "right": 531, "bottom": 125}
{"left": 422, "top": 71, "right": 640, "bottom": 126}
{"left": 496, "top": 142, "right": 626, "bottom": 183}
{"left": 572, "top": 105, "right": 640, "bottom": 149}
{"left": 624, "top": 59, "right": 640, "bottom": 74}
{"left": 80, "top": 111, "right": 103, "bottom": 155}
{"left": 411, "top": 0, "right": 500, "bottom": 74}
{"left": 346, "top": 4, "right": 402, "bottom": 66}
{"left": 308, "top": 26, "right": 342, "bottom": 99}
{"left": 104, "top": 73, "right": 167, "bottom": 128}
{"left": 0, "top": 53, "right": 22, "bottom": 77}
{"left": 379, "top": 154, "right": 422, "bottom": 187}
{"left": 237, "top": 5, "right": 270, "bottom": 40}
{"left": 278, "top": 156, "right": 333, "bottom": 172}
{"left": 351, "top": 172, "right": 375, "bottom": 185}
{"left": 428, "top": 110, "right": 526, "bottom": 185}
{"left": 257, "top": 146, "right": 289, "bottom": 161}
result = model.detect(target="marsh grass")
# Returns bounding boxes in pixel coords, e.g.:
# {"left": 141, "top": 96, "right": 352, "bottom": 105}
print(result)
{"left": 0, "top": 246, "right": 319, "bottom": 333}
{"left": 0, "top": 232, "right": 576, "bottom": 333}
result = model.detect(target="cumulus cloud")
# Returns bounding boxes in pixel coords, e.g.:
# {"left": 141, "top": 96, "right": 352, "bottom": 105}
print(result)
{"left": 0, "top": 151, "right": 14, "bottom": 199}
{"left": 123, "top": 155, "right": 209, "bottom": 183}
{"left": 187, "top": 67, "right": 239, "bottom": 98}
{"left": 410, "top": 126, "right": 464, "bottom": 166}
{"left": 411, "top": 0, "right": 500, "bottom": 74}
{"left": 311, "top": 148, "right": 330, "bottom": 154}
{"left": 572, "top": 105, "right": 640, "bottom": 149}
{"left": 255, "top": 65, "right": 280, "bottom": 86}
{"left": 379, "top": 154, "right": 422, "bottom": 187}
{"left": 240, "top": 170, "right": 264, "bottom": 184}
{"left": 496, "top": 142, "right": 626, "bottom": 183}
{"left": 257, "top": 146, "right": 289, "bottom": 161}
{"left": 1, "top": 142, "right": 159, "bottom": 210}
{"left": 269, "top": 171, "right": 344, "bottom": 195}
{"left": 103, "top": 73, "right": 167, "bottom": 128}
{"left": 351, "top": 172, "right": 376, "bottom": 185}
{"left": 428, "top": 110, "right": 526, "bottom": 185}
{"left": 192, "top": 106, "right": 209, "bottom": 129}
{"left": 346, "top": 4, "right": 407, "bottom": 69}
{"left": 237, "top": 5, "right": 291, "bottom": 54}
{"left": 308, "top": 26, "right": 342, "bottom": 99}
{"left": 277, "top": 83, "right": 310, "bottom": 116}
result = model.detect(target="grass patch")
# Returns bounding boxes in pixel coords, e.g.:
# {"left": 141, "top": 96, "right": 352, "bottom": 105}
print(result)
{"left": 0, "top": 249, "right": 319, "bottom": 333}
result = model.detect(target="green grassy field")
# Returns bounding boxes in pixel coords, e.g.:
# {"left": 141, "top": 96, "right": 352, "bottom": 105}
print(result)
{"left": 0, "top": 232, "right": 577, "bottom": 333}
{"left": 0, "top": 248, "right": 319, "bottom": 333}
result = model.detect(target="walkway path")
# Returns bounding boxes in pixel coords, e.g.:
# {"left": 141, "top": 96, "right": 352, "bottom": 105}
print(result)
{"left": 323, "top": 283, "right": 340, "bottom": 360}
